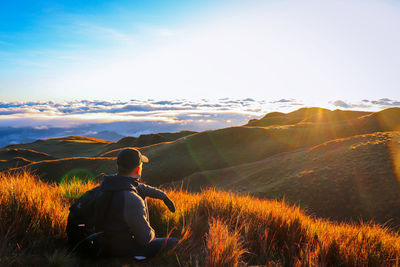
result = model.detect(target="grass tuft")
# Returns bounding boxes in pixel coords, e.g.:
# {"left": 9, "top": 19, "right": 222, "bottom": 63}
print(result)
{"left": 205, "top": 217, "right": 246, "bottom": 267}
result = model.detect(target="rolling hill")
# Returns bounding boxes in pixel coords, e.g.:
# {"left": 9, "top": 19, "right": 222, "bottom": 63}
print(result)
{"left": 101, "top": 130, "right": 196, "bottom": 155}
{"left": 246, "top": 107, "right": 372, "bottom": 126}
{"left": 5, "top": 136, "right": 112, "bottom": 158}
{"left": 13, "top": 157, "right": 116, "bottom": 182}
{"left": 5, "top": 131, "right": 196, "bottom": 158}
{"left": 0, "top": 148, "right": 55, "bottom": 170}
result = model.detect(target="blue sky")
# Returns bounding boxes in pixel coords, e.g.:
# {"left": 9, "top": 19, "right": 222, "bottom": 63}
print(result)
{"left": 0, "top": 0, "right": 217, "bottom": 51}
{"left": 0, "top": 0, "right": 221, "bottom": 71}
{"left": 1, "top": 1, "right": 400, "bottom": 145}
{"left": 1, "top": 0, "right": 400, "bottom": 104}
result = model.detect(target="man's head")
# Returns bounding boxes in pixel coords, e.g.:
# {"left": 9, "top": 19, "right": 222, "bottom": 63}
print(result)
{"left": 117, "top": 148, "right": 149, "bottom": 177}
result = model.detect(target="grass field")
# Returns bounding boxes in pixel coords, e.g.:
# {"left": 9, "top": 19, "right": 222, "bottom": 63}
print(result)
{"left": 2, "top": 171, "right": 400, "bottom": 266}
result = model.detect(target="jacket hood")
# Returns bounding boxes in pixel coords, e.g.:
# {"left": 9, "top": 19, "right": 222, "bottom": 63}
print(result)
{"left": 100, "top": 174, "right": 139, "bottom": 192}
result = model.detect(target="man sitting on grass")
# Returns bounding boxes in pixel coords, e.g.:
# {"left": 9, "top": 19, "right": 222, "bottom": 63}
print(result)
{"left": 100, "top": 148, "right": 178, "bottom": 259}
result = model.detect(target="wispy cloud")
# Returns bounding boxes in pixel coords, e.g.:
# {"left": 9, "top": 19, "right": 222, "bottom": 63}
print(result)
{"left": 331, "top": 98, "right": 400, "bottom": 109}
{"left": 71, "top": 22, "right": 137, "bottom": 45}
{"left": 369, "top": 98, "right": 400, "bottom": 106}
{"left": 331, "top": 100, "right": 371, "bottom": 109}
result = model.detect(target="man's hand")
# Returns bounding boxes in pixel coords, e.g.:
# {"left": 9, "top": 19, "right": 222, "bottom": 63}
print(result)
{"left": 163, "top": 197, "right": 176, "bottom": 213}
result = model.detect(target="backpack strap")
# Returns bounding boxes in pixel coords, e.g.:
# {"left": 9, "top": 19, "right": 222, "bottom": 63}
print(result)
{"left": 93, "top": 190, "right": 115, "bottom": 231}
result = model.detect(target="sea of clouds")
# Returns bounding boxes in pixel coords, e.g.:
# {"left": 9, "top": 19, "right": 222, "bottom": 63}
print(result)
{"left": 0, "top": 98, "right": 398, "bottom": 147}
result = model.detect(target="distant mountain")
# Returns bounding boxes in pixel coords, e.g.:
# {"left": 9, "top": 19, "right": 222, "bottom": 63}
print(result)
{"left": 87, "top": 131, "right": 125, "bottom": 141}
{"left": 5, "top": 136, "right": 112, "bottom": 158}
{"left": 246, "top": 107, "right": 371, "bottom": 126}
{"left": 5, "top": 131, "right": 196, "bottom": 158}
{"left": 102, "top": 130, "right": 196, "bottom": 155}
{"left": 0, "top": 120, "right": 195, "bottom": 147}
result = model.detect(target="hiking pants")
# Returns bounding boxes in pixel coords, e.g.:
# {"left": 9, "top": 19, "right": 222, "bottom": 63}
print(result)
{"left": 131, "top": 237, "right": 179, "bottom": 257}
{"left": 104, "top": 236, "right": 179, "bottom": 258}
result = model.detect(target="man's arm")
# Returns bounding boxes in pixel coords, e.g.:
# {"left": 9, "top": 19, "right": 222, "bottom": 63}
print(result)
{"left": 137, "top": 184, "right": 176, "bottom": 213}
{"left": 122, "top": 191, "right": 155, "bottom": 246}
{"left": 137, "top": 183, "right": 167, "bottom": 200}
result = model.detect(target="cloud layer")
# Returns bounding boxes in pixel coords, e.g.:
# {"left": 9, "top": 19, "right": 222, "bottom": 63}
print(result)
{"left": 0, "top": 98, "right": 299, "bottom": 146}
{"left": 0, "top": 98, "right": 303, "bottom": 128}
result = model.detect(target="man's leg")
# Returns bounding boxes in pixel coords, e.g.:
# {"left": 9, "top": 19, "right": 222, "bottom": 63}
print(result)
{"left": 132, "top": 237, "right": 179, "bottom": 258}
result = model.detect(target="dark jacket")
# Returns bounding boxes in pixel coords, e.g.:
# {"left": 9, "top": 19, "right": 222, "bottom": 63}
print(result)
{"left": 100, "top": 174, "right": 167, "bottom": 248}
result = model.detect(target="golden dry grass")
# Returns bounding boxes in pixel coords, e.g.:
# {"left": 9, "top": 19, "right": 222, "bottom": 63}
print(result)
{"left": 205, "top": 217, "right": 246, "bottom": 267}
{"left": 2, "top": 171, "right": 400, "bottom": 266}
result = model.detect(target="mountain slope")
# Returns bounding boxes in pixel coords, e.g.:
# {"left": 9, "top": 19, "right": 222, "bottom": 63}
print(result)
{"left": 181, "top": 131, "right": 400, "bottom": 225}
{"left": 5, "top": 131, "right": 196, "bottom": 159}
{"left": 0, "top": 148, "right": 54, "bottom": 161}
{"left": 0, "top": 148, "right": 55, "bottom": 170}
{"left": 11, "top": 157, "right": 116, "bottom": 182}
{"left": 5, "top": 136, "right": 111, "bottom": 158}
{"left": 101, "top": 130, "right": 196, "bottom": 155}
{"left": 246, "top": 107, "right": 372, "bottom": 126}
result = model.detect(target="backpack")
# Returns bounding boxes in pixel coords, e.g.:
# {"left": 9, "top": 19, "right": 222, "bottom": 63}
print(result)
{"left": 66, "top": 186, "right": 114, "bottom": 257}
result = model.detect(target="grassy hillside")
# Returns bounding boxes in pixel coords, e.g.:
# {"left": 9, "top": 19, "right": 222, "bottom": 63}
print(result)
{"left": 181, "top": 131, "right": 400, "bottom": 225}
{"left": 0, "top": 148, "right": 55, "bottom": 170}
{"left": 246, "top": 107, "right": 372, "bottom": 126}
{"left": 11, "top": 157, "right": 116, "bottom": 182}
{"left": 101, "top": 130, "right": 196, "bottom": 156}
{"left": 5, "top": 136, "right": 112, "bottom": 158}
{"left": 2, "top": 171, "right": 400, "bottom": 266}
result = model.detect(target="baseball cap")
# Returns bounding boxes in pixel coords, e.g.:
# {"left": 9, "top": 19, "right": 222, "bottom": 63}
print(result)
{"left": 117, "top": 148, "right": 149, "bottom": 171}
